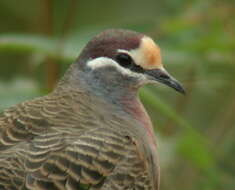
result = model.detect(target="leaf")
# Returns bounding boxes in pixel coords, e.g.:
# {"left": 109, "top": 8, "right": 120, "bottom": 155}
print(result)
{"left": 140, "top": 87, "right": 216, "bottom": 170}
{"left": 0, "top": 33, "right": 94, "bottom": 63}
{"left": 0, "top": 79, "right": 40, "bottom": 111}
{"left": 140, "top": 87, "right": 190, "bottom": 129}
{"left": 0, "top": 34, "right": 56, "bottom": 54}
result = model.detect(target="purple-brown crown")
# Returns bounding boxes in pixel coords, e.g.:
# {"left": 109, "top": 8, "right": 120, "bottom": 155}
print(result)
{"left": 78, "top": 29, "right": 143, "bottom": 60}
{"left": 77, "top": 29, "right": 163, "bottom": 70}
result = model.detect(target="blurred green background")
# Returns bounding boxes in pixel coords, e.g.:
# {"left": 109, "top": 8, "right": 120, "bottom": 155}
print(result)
{"left": 0, "top": 0, "right": 234, "bottom": 189}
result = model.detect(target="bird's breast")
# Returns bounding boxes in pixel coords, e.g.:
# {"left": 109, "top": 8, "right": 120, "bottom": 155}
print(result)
{"left": 121, "top": 97, "right": 156, "bottom": 145}
{"left": 119, "top": 97, "right": 160, "bottom": 189}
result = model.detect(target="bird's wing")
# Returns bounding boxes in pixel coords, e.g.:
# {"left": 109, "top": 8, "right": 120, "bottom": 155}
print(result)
{"left": 0, "top": 95, "right": 156, "bottom": 189}
{"left": 24, "top": 127, "right": 153, "bottom": 190}
{"left": 0, "top": 96, "right": 53, "bottom": 152}
{"left": 0, "top": 93, "right": 87, "bottom": 152}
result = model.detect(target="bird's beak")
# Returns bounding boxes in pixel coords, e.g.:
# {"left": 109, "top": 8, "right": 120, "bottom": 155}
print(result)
{"left": 145, "top": 68, "right": 185, "bottom": 94}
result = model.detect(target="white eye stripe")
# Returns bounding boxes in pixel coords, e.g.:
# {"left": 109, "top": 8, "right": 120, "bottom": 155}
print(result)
{"left": 117, "top": 49, "right": 130, "bottom": 55}
{"left": 87, "top": 57, "right": 121, "bottom": 70}
{"left": 87, "top": 57, "right": 132, "bottom": 74}
{"left": 86, "top": 57, "right": 146, "bottom": 79}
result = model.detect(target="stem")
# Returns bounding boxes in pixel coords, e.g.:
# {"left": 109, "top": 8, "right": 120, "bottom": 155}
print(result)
{"left": 42, "top": 0, "right": 59, "bottom": 91}
{"left": 163, "top": 66, "right": 196, "bottom": 136}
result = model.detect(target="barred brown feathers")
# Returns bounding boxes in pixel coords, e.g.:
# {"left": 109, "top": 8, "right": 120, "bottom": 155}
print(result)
{"left": 0, "top": 88, "right": 158, "bottom": 190}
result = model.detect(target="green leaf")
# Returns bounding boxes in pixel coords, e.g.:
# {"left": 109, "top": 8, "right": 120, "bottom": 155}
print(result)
{"left": 0, "top": 34, "right": 56, "bottom": 55}
{"left": 140, "top": 87, "right": 191, "bottom": 129}
{"left": 0, "top": 32, "right": 94, "bottom": 63}
{"left": 140, "top": 87, "right": 215, "bottom": 170}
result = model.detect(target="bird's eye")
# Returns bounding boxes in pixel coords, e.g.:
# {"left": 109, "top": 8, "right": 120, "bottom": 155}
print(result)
{"left": 115, "top": 53, "right": 133, "bottom": 68}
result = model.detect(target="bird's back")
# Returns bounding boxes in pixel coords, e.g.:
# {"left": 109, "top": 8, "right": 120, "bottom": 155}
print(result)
{"left": 0, "top": 90, "right": 158, "bottom": 190}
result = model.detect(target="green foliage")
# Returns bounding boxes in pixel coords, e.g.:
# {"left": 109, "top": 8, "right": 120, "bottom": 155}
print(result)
{"left": 0, "top": 35, "right": 55, "bottom": 54}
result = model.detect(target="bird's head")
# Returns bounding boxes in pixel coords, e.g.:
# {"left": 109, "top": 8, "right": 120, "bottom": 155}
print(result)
{"left": 73, "top": 29, "right": 185, "bottom": 95}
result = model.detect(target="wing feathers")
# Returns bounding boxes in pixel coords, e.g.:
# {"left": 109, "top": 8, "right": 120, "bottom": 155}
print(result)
{"left": 0, "top": 94, "right": 157, "bottom": 189}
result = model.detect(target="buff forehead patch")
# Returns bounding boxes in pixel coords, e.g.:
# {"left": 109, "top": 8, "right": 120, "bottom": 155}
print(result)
{"left": 129, "top": 36, "right": 162, "bottom": 70}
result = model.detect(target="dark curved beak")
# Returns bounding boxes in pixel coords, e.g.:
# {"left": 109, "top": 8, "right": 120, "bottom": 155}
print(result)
{"left": 145, "top": 68, "right": 185, "bottom": 94}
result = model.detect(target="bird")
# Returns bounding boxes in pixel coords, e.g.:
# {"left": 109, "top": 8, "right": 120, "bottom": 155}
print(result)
{"left": 0, "top": 29, "right": 184, "bottom": 190}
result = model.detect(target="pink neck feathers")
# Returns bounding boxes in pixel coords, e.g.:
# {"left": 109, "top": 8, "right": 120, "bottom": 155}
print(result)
{"left": 121, "top": 97, "right": 157, "bottom": 146}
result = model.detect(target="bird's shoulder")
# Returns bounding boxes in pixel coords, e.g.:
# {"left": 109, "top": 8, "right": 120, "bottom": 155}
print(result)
{"left": 0, "top": 91, "right": 89, "bottom": 152}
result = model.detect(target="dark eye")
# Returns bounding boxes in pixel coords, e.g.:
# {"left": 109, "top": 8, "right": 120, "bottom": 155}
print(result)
{"left": 115, "top": 53, "right": 133, "bottom": 68}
